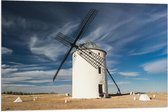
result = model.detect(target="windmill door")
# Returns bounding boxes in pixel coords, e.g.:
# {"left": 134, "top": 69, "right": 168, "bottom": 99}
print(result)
{"left": 98, "top": 84, "right": 104, "bottom": 97}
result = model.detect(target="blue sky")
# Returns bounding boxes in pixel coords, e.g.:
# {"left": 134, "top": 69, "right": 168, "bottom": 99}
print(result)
{"left": 1, "top": 1, "right": 167, "bottom": 93}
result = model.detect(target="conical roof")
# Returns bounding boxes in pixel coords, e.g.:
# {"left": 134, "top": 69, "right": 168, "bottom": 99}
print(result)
{"left": 79, "top": 41, "right": 103, "bottom": 50}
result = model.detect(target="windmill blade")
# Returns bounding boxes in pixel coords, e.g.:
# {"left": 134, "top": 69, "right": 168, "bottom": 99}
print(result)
{"left": 79, "top": 45, "right": 104, "bottom": 66}
{"left": 55, "top": 35, "right": 71, "bottom": 47}
{"left": 106, "top": 69, "right": 121, "bottom": 94}
{"left": 54, "top": 9, "right": 97, "bottom": 48}
{"left": 53, "top": 9, "right": 97, "bottom": 81}
{"left": 73, "top": 9, "right": 98, "bottom": 45}
{"left": 53, "top": 46, "right": 74, "bottom": 81}
{"left": 55, "top": 32, "right": 74, "bottom": 47}
{"left": 76, "top": 49, "right": 99, "bottom": 69}
{"left": 76, "top": 48, "right": 104, "bottom": 69}
{"left": 57, "top": 32, "right": 75, "bottom": 44}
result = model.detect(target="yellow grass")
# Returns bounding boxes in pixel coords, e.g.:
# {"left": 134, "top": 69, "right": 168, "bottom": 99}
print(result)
{"left": 1, "top": 92, "right": 167, "bottom": 111}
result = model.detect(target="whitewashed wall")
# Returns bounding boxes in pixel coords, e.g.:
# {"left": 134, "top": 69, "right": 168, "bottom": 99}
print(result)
{"left": 72, "top": 48, "right": 108, "bottom": 98}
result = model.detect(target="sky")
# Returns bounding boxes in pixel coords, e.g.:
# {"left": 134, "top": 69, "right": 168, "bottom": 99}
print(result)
{"left": 1, "top": 1, "right": 167, "bottom": 93}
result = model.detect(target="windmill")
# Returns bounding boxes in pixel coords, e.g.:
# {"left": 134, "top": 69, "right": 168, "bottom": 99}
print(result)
{"left": 53, "top": 9, "right": 121, "bottom": 98}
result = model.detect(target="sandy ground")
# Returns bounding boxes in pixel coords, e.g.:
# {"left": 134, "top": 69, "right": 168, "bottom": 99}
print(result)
{"left": 1, "top": 92, "right": 167, "bottom": 111}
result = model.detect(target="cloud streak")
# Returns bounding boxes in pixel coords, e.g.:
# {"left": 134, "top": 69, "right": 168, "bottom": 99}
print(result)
{"left": 108, "top": 81, "right": 131, "bottom": 85}
{"left": 29, "top": 36, "right": 67, "bottom": 61}
{"left": 2, "top": 84, "right": 72, "bottom": 93}
{"left": 118, "top": 72, "right": 139, "bottom": 77}
{"left": 2, "top": 47, "right": 13, "bottom": 55}
{"left": 129, "top": 42, "right": 167, "bottom": 56}
{"left": 29, "top": 21, "right": 79, "bottom": 61}
{"left": 1, "top": 63, "right": 72, "bottom": 91}
{"left": 142, "top": 58, "right": 167, "bottom": 74}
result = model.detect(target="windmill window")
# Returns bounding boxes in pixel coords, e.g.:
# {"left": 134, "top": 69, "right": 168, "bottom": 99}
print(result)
{"left": 98, "top": 84, "right": 103, "bottom": 97}
{"left": 98, "top": 67, "right": 101, "bottom": 74}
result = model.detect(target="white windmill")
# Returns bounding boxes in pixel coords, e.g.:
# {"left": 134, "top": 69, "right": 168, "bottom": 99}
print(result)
{"left": 72, "top": 41, "right": 108, "bottom": 98}
{"left": 53, "top": 9, "right": 121, "bottom": 98}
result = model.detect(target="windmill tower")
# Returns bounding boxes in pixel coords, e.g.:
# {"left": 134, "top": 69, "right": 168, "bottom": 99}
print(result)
{"left": 53, "top": 9, "right": 121, "bottom": 98}
{"left": 72, "top": 42, "right": 108, "bottom": 98}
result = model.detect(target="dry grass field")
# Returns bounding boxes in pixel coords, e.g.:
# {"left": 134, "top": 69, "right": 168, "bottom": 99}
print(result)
{"left": 1, "top": 92, "right": 167, "bottom": 111}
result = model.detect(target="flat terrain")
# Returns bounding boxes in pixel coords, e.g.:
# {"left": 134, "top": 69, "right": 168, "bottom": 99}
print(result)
{"left": 1, "top": 92, "right": 167, "bottom": 111}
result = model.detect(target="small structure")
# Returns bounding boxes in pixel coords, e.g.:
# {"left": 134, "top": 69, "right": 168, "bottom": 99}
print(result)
{"left": 130, "top": 92, "right": 135, "bottom": 95}
{"left": 33, "top": 97, "right": 37, "bottom": 101}
{"left": 64, "top": 98, "right": 71, "bottom": 104}
{"left": 153, "top": 95, "right": 156, "bottom": 98}
{"left": 65, "top": 93, "right": 69, "bottom": 96}
{"left": 64, "top": 99, "right": 68, "bottom": 103}
{"left": 14, "top": 97, "right": 22, "bottom": 103}
{"left": 139, "top": 94, "right": 150, "bottom": 101}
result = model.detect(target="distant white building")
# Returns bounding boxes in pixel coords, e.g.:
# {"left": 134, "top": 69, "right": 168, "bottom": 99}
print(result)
{"left": 139, "top": 94, "right": 151, "bottom": 101}
{"left": 72, "top": 42, "right": 108, "bottom": 98}
{"left": 14, "top": 97, "right": 22, "bottom": 103}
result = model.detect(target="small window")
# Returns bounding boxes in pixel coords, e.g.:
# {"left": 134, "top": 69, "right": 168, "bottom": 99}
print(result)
{"left": 89, "top": 52, "right": 92, "bottom": 54}
{"left": 98, "top": 52, "right": 100, "bottom": 55}
{"left": 80, "top": 52, "right": 82, "bottom": 55}
{"left": 98, "top": 67, "right": 101, "bottom": 74}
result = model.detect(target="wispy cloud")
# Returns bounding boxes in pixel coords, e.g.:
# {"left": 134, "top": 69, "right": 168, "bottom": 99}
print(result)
{"left": 2, "top": 63, "right": 72, "bottom": 89}
{"left": 1, "top": 68, "right": 18, "bottom": 77}
{"left": 1, "top": 64, "right": 18, "bottom": 77}
{"left": 129, "top": 42, "right": 166, "bottom": 56}
{"left": 2, "top": 15, "right": 47, "bottom": 31}
{"left": 2, "top": 77, "right": 32, "bottom": 82}
{"left": 144, "top": 9, "right": 167, "bottom": 24}
{"left": 118, "top": 81, "right": 131, "bottom": 85}
{"left": 48, "top": 21, "right": 79, "bottom": 38}
{"left": 106, "top": 60, "right": 119, "bottom": 72}
{"left": 79, "top": 26, "right": 106, "bottom": 43}
{"left": 26, "top": 79, "right": 53, "bottom": 84}
{"left": 132, "top": 78, "right": 149, "bottom": 81}
{"left": 141, "top": 58, "right": 167, "bottom": 73}
{"left": 2, "top": 68, "right": 71, "bottom": 79}
{"left": 109, "top": 81, "right": 131, "bottom": 85}
{"left": 29, "top": 36, "right": 66, "bottom": 61}
{"left": 2, "top": 84, "right": 72, "bottom": 93}
{"left": 131, "top": 77, "right": 149, "bottom": 81}
{"left": 118, "top": 72, "right": 139, "bottom": 77}
{"left": 2, "top": 17, "right": 15, "bottom": 28}
{"left": 2, "top": 47, "right": 13, "bottom": 55}
{"left": 7, "top": 62, "right": 56, "bottom": 71}
{"left": 29, "top": 21, "right": 79, "bottom": 61}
